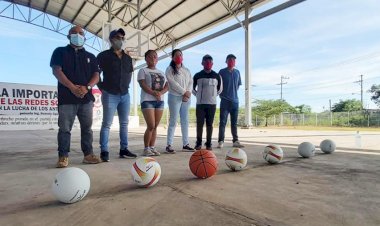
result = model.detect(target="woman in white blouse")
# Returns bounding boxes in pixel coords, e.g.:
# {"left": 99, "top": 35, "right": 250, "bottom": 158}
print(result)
{"left": 165, "top": 49, "right": 194, "bottom": 153}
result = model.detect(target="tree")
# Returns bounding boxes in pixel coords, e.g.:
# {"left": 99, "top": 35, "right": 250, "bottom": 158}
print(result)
{"left": 368, "top": 84, "right": 380, "bottom": 107}
{"left": 331, "top": 99, "right": 362, "bottom": 112}
{"left": 294, "top": 104, "right": 312, "bottom": 114}
{"left": 253, "top": 99, "right": 295, "bottom": 126}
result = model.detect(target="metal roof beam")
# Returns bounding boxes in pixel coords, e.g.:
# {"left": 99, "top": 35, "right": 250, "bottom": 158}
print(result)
{"left": 71, "top": 1, "right": 87, "bottom": 23}
{"left": 57, "top": 0, "right": 68, "bottom": 17}
{"left": 125, "top": 0, "right": 158, "bottom": 27}
{"left": 95, "top": 2, "right": 128, "bottom": 35}
{"left": 155, "top": 0, "right": 270, "bottom": 51}
{"left": 141, "top": 0, "right": 186, "bottom": 31}
{"left": 43, "top": 0, "right": 49, "bottom": 12}
{"left": 84, "top": 1, "right": 107, "bottom": 29}
{"left": 177, "top": 0, "right": 306, "bottom": 52}
{"left": 135, "top": 0, "right": 305, "bottom": 69}
{"left": 149, "top": 0, "right": 219, "bottom": 41}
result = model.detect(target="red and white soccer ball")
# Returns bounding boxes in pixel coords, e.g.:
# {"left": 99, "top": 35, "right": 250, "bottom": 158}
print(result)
{"left": 225, "top": 148, "right": 247, "bottom": 171}
{"left": 262, "top": 144, "right": 284, "bottom": 164}
{"left": 131, "top": 157, "right": 161, "bottom": 187}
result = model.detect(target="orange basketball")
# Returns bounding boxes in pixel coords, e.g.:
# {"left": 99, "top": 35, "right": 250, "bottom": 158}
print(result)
{"left": 189, "top": 150, "right": 218, "bottom": 179}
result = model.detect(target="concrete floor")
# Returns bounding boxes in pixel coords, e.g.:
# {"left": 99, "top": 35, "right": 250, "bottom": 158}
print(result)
{"left": 0, "top": 127, "right": 379, "bottom": 226}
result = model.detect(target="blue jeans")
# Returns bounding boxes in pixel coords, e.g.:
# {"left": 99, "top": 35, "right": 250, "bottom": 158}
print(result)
{"left": 167, "top": 93, "right": 190, "bottom": 146}
{"left": 57, "top": 102, "right": 94, "bottom": 157}
{"left": 99, "top": 90, "right": 130, "bottom": 152}
{"left": 218, "top": 99, "right": 239, "bottom": 143}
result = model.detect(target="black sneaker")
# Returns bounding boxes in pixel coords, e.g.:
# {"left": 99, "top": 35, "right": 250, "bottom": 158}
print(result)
{"left": 100, "top": 151, "right": 109, "bottom": 162}
{"left": 182, "top": 144, "right": 195, "bottom": 152}
{"left": 119, "top": 148, "right": 137, "bottom": 159}
{"left": 204, "top": 142, "right": 212, "bottom": 150}
{"left": 165, "top": 145, "right": 176, "bottom": 154}
{"left": 194, "top": 144, "right": 202, "bottom": 150}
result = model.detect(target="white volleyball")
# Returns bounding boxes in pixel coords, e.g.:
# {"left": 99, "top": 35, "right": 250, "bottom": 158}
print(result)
{"left": 298, "top": 142, "right": 315, "bottom": 158}
{"left": 263, "top": 144, "right": 284, "bottom": 164}
{"left": 225, "top": 148, "right": 247, "bottom": 171}
{"left": 131, "top": 157, "right": 161, "bottom": 187}
{"left": 51, "top": 167, "right": 90, "bottom": 204}
{"left": 320, "top": 139, "right": 336, "bottom": 154}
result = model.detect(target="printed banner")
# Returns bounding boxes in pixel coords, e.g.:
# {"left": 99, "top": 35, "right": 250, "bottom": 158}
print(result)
{"left": 0, "top": 82, "right": 102, "bottom": 130}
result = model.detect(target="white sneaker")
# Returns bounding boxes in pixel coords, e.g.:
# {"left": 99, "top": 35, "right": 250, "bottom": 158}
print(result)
{"left": 150, "top": 147, "right": 160, "bottom": 156}
{"left": 143, "top": 148, "right": 155, "bottom": 156}
{"left": 233, "top": 141, "right": 244, "bottom": 148}
{"left": 217, "top": 141, "right": 224, "bottom": 148}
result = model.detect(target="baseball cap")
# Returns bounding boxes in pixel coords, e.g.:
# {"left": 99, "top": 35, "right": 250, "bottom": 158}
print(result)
{"left": 109, "top": 28, "right": 125, "bottom": 40}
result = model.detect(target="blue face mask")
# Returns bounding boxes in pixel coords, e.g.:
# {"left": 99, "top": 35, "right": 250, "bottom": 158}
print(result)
{"left": 70, "top": 33, "right": 85, "bottom": 47}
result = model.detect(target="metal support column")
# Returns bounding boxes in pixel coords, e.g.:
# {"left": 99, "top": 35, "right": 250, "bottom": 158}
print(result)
{"left": 137, "top": 0, "right": 142, "bottom": 56}
{"left": 133, "top": 0, "right": 142, "bottom": 117}
{"left": 244, "top": 1, "right": 252, "bottom": 127}
{"left": 107, "top": 0, "right": 111, "bottom": 22}
{"left": 133, "top": 63, "right": 138, "bottom": 117}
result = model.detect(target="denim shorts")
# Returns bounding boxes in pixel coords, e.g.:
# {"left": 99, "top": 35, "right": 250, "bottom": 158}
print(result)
{"left": 141, "top": 101, "right": 164, "bottom": 110}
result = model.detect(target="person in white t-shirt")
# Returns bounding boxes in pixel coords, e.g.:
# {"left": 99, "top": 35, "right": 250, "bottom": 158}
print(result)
{"left": 137, "top": 50, "right": 169, "bottom": 156}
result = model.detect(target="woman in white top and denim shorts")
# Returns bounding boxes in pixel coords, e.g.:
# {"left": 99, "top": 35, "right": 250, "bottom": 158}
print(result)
{"left": 137, "top": 50, "right": 168, "bottom": 156}
{"left": 165, "top": 49, "right": 194, "bottom": 153}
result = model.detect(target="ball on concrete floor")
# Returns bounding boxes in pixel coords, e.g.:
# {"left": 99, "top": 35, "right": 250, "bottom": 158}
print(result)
{"left": 131, "top": 157, "right": 161, "bottom": 187}
{"left": 225, "top": 148, "right": 247, "bottom": 171}
{"left": 189, "top": 150, "right": 218, "bottom": 178}
{"left": 263, "top": 144, "right": 284, "bottom": 164}
{"left": 297, "top": 142, "right": 315, "bottom": 158}
{"left": 320, "top": 139, "right": 336, "bottom": 154}
{"left": 52, "top": 167, "right": 90, "bottom": 204}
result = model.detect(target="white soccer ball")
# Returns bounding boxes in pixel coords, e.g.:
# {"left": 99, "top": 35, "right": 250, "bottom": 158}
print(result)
{"left": 298, "top": 142, "right": 315, "bottom": 158}
{"left": 131, "top": 157, "right": 161, "bottom": 187}
{"left": 225, "top": 148, "right": 247, "bottom": 171}
{"left": 263, "top": 144, "right": 284, "bottom": 164}
{"left": 51, "top": 167, "right": 90, "bottom": 204}
{"left": 320, "top": 139, "right": 336, "bottom": 154}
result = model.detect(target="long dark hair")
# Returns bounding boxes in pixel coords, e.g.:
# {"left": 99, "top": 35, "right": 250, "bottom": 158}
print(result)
{"left": 169, "top": 49, "right": 182, "bottom": 75}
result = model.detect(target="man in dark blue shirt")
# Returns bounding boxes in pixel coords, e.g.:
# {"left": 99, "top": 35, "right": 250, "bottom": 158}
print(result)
{"left": 50, "top": 25, "right": 101, "bottom": 168}
{"left": 97, "top": 28, "right": 137, "bottom": 161}
{"left": 217, "top": 54, "right": 244, "bottom": 148}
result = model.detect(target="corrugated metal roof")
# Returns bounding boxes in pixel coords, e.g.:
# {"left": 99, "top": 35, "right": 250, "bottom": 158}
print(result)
{"left": 8, "top": 0, "right": 270, "bottom": 56}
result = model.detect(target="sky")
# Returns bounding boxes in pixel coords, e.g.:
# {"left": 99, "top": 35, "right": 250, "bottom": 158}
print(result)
{"left": 0, "top": 0, "right": 380, "bottom": 112}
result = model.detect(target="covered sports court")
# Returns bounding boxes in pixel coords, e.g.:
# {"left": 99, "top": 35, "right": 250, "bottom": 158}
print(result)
{"left": 1, "top": 1, "right": 379, "bottom": 226}
{"left": 1, "top": 0, "right": 305, "bottom": 126}
{"left": 0, "top": 127, "right": 379, "bottom": 225}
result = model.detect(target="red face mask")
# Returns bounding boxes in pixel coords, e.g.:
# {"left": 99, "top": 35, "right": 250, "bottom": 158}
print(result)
{"left": 174, "top": 56, "right": 183, "bottom": 65}
{"left": 203, "top": 61, "right": 213, "bottom": 71}
{"left": 227, "top": 59, "right": 235, "bottom": 68}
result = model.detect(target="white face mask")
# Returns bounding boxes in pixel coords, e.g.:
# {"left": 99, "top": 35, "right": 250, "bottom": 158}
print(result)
{"left": 70, "top": 33, "right": 85, "bottom": 47}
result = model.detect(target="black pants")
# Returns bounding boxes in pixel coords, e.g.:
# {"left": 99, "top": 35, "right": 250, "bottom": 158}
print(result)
{"left": 196, "top": 104, "right": 216, "bottom": 147}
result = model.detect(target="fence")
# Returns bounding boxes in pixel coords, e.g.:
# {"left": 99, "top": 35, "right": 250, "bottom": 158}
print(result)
{"left": 250, "top": 110, "right": 380, "bottom": 127}
{"left": 133, "top": 108, "right": 380, "bottom": 128}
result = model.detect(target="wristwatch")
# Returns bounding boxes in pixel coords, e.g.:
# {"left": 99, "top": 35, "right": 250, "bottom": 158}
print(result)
{"left": 87, "top": 85, "right": 92, "bottom": 91}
